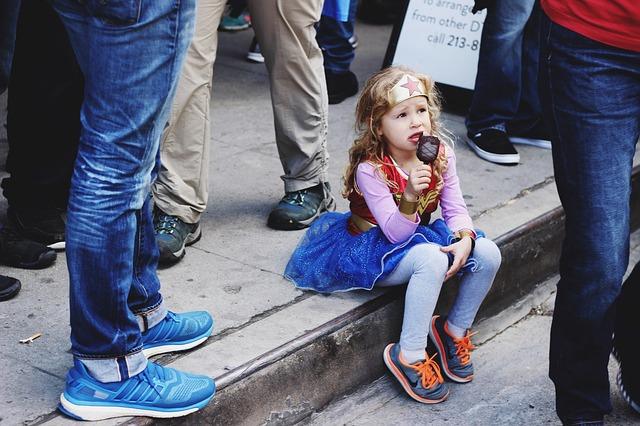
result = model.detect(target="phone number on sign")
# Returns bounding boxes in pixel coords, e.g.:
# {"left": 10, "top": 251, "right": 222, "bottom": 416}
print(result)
{"left": 427, "top": 33, "right": 479, "bottom": 50}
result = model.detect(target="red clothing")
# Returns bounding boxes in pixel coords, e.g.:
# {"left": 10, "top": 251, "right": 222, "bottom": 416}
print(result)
{"left": 541, "top": 0, "right": 640, "bottom": 52}
{"left": 347, "top": 147, "right": 446, "bottom": 235}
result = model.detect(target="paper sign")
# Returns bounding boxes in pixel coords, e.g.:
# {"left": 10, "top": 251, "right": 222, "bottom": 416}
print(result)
{"left": 389, "top": 0, "right": 485, "bottom": 90}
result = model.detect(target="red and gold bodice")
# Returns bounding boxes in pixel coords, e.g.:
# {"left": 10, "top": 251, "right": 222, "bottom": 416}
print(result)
{"left": 347, "top": 145, "right": 448, "bottom": 234}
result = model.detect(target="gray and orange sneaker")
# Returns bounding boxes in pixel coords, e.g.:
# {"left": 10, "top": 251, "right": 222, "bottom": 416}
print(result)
{"left": 429, "top": 315, "right": 476, "bottom": 383}
{"left": 382, "top": 343, "right": 449, "bottom": 404}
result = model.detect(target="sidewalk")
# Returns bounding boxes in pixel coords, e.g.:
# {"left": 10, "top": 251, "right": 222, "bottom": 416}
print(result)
{"left": 303, "top": 230, "right": 640, "bottom": 426}
{"left": 0, "top": 21, "right": 631, "bottom": 425}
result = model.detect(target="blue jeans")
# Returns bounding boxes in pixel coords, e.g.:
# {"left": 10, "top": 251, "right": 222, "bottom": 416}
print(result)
{"left": 539, "top": 13, "right": 640, "bottom": 422}
{"left": 317, "top": 0, "right": 358, "bottom": 74}
{"left": 51, "top": 0, "right": 195, "bottom": 383}
{"left": 466, "top": 0, "right": 541, "bottom": 135}
{"left": 0, "top": 0, "right": 20, "bottom": 94}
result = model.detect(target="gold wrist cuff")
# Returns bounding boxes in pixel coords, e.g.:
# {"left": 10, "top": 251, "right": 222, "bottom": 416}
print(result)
{"left": 455, "top": 229, "right": 476, "bottom": 240}
{"left": 399, "top": 195, "right": 418, "bottom": 215}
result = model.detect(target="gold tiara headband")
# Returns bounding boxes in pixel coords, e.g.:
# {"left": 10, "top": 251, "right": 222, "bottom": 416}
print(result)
{"left": 387, "top": 74, "right": 428, "bottom": 107}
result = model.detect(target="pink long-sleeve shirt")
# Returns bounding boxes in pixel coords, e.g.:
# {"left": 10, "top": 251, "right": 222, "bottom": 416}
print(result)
{"left": 355, "top": 146, "right": 473, "bottom": 244}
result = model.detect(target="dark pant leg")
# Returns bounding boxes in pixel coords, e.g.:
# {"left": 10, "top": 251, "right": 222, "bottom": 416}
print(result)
{"left": 539, "top": 13, "right": 640, "bottom": 422}
{"left": 3, "top": 0, "right": 82, "bottom": 210}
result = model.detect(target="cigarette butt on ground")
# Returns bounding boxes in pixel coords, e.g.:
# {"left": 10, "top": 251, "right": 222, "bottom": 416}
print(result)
{"left": 19, "top": 333, "right": 43, "bottom": 344}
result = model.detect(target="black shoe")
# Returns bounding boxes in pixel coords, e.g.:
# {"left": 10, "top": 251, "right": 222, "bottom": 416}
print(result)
{"left": 326, "top": 70, "right": 358, "bottom": 105}
{"left": 466, "top": 129, "right": 519, "bottom": 165}
{"left": 246, "top": 37, "right": 264, "bottom": 63}
{"left": 153, "top": 209, "right": 202, "bottom": 266}
{"left": 267, "top": 182, "right": 336, "bottom": 231}
{"left": 0, "top": 226, "right": 57, "bottom": 269}
{"left": 0, "top": 275, "right": 21, "bottom": 301}
{"left": 507, "top": 121, "right": 552, "bottom": 149}
{"left": 8, "top": 207, "right": 65, "bottom": 250}
{"left": 613, "top": 263, "right": 640, "bottom": 414}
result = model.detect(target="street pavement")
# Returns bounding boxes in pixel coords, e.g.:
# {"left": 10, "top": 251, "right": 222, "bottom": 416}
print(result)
{"left": 303, "top": 230, "right": 640, "bottom": 426}
{"left": 0, "top": 19, "right": 634, "bottom": 426}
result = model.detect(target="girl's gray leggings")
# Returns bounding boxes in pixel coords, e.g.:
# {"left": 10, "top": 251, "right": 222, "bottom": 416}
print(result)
{"left": 377, "top": 238, "right": 502, "bottom": 352}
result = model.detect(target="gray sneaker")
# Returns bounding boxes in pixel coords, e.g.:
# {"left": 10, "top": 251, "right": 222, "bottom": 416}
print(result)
{"left": 382, "top": 343, "right": 449, "bottom": 404}
{"left": 153, "top": 209, "right": 201, "bottom": 265}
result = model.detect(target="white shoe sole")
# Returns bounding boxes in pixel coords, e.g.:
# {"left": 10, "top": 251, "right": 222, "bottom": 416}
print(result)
{"left": 142, "top": 334, "right": 210, "bottom": 358}
{"left": 466, "top": 139, "right": 520, "bottom": 165}
{"left": 59, "top": 394, "right": 208, "bottom": 421}
{"left": 48, "top": 241, "right": 66, "bottom": 251}
{"left": 509, "top": 136, "right": 552, "bottom": 149}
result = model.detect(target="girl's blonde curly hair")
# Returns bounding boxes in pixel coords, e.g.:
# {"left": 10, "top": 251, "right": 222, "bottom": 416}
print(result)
{"left": 342, "top": 66, "right": 452, "bottom": 198}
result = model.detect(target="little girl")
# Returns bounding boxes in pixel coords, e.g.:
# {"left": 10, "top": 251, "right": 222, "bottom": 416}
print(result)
{"left": 285, "top": 66, "right": 501, "bottom": 404}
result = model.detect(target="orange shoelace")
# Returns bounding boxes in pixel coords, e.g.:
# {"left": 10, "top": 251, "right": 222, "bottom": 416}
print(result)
{"left": 452, "top": 331, "right": 477, "bottom": 366}
{"left": 409, "top": 353, "right": 444, "bottom": 389}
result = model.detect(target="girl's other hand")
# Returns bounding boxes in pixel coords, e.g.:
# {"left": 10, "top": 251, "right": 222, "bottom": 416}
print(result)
{"left": 440, "top": 237, "right": 472, "bottom": 280}
{"left": 404, "top": 164, "right": 432, "bottom": 201}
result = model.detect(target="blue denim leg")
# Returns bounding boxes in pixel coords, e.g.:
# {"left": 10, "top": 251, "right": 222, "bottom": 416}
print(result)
{"left": 317, "top": 0, "right": 358, "bottom": 74}
{"left": 466, "top": 0, "right": 537, "bottom": 135}
{"left": 540, "top": 14, "right": 640, "bottom": 422}
{"left": 51, "top": 0, "right": 195, "bottom": 382}
{"left": 0, "top": 0, "right": 20, "bottom": 94}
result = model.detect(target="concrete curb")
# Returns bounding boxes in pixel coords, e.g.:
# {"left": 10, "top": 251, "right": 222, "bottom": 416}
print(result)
{"left": 118, "top": 166, "right": 640, "bottom": 425}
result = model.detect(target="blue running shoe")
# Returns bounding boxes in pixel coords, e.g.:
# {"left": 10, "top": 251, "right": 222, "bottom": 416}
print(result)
{"left": 429, "top": 315, "right": 475, "bottom": 383}
{"left": 142, "top": 311, "right": 213, "bottom": 357}
{"left": 383, "top": 343, "right": 449, "bottom": 404}
{"left": 59, "top": 360, "right": 215, "bottom": 420}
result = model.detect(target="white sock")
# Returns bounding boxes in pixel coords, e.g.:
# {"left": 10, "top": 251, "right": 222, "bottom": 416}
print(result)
{"left": 401, "top": 348, "right": 426, "bottom": 364}
{"left": 446, "top": 320, "right": 466, "bottom": 339}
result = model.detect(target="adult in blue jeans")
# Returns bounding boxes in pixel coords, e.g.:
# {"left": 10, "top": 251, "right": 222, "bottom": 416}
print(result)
{"left": 49, "top": 0, "right": 215, "bottom": 420}
{"left": 317, "top": 0, "right": 360, "bottom": 105}
{"left": 466, "top": 0, "right": 551, "bottom": 166}
{"left": 539, "top": 1, "right": 640, "bottom": 423}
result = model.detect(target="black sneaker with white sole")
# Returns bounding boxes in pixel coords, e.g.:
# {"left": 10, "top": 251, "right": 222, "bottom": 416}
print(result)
{"left": 466, "top": 129, "right": 519, "bottom": 165}
{"left": 508, "top": 122, "right": 552, "bottom": 149}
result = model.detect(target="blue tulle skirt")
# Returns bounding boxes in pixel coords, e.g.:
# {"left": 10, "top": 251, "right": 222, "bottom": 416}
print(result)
{"left": 284, "top": 212, "right": 483, "bottom": 293}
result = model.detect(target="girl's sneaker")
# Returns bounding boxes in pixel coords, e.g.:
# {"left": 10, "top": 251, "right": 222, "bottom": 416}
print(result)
{"left": 59, "top": 360, "right": 215, "bottom": 421}
{"left": 429, "top": 315, "right": 476, "bottom": 383}
{"left": 383, "top": 343, "right": 449, "bottom": 404}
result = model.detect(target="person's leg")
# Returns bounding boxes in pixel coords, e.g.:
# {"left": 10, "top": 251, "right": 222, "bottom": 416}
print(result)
{"left": 466, "top": 0, "right": 535, "bottom": 135}
{"left": 3, "top": 0, "right": 82, "bottom": 248}
{"left": 378, "top": 243, "right": 450, "bottom": 403}
{"left": 248, "top": 0, "right": 334, "bottom": 230}
{"left": 377, "top": 244, "right": 448, "bottom": 358}
{"left": 152, "top": 0, "right": 226, "bottom": 264}
{"left": 0, "top": 0, "right": 19, "bottom": 94}
{"left": 446, "top": 238, "right": 500, "bottom": 330}
{"left": 464, "top": 0, "right": 535, "bottom": 165}
{"left": 429, "top": 238, "right": 501, "bottom": 383}
{"left": 317, "top": 0, "right": 359, "bottom": 104}
{"left": 53, "top": 0, "right": 195, "bottom": 380}
{"left": 539, "top": 13, "right": 640, "bottom": 423}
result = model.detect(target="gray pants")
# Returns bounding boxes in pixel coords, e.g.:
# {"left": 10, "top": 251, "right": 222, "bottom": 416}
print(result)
{"left": 248, "top": 0, "right": 329, "bottom": 193}
{"left": 153, "top": 0, "right": 330, "bottom": 223}
{"left": 152, "top": 0, "right": 226, "bottom": 224}
{"left": 377, "top": 238, "right": 502, "bottom": 352}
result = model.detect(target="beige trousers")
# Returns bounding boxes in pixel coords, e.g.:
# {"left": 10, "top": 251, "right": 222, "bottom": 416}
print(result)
{"left": 152, "top": 0, "right": 226, "bottom": 224}
{"left": 248, "top": 0, "right": 330, "bottom": 193}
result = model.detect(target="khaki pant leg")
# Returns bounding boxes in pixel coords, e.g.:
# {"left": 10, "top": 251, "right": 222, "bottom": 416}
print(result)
{"left": 152, "top": 0, "right": 226, "bottom": 223}
{"left": 248, "top": 0, "right": 329, "bottom": 193}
